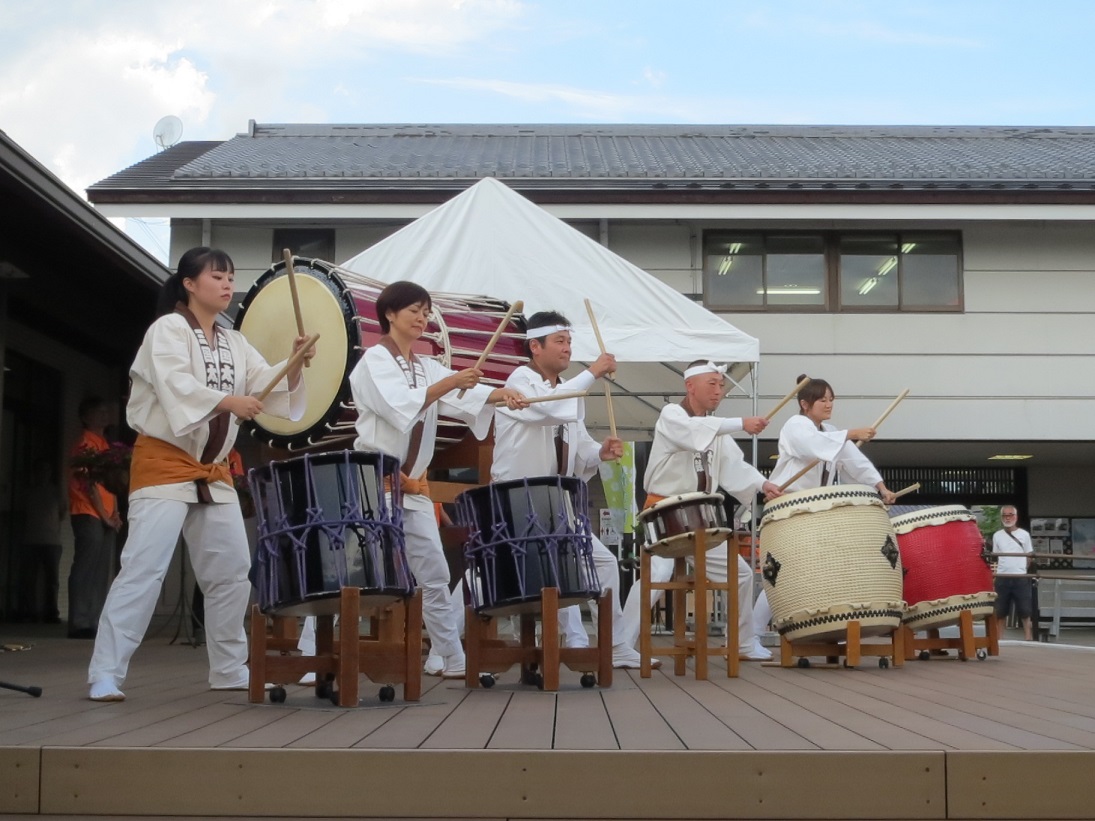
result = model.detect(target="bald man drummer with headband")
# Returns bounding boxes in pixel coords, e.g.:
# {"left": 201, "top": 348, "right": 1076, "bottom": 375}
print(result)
{"left": 620, "top": 359, "right": 782, "bottom": 661}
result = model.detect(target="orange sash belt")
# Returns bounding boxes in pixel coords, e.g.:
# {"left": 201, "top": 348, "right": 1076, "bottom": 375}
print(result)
{"left": 129, "top": 435, "right": 232, "bottom": 495}
{"left": 384, "top": 472, "right": 431, "bottom": 499}
{"left": 643, "top": 493, "right": 666, "bottom": 511}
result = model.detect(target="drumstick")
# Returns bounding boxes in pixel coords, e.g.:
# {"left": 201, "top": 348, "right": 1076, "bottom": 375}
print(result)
{"left": 456, "top": 299, "right": 524, "bottom": 399}
{"left": 234, "top": 333, "right": 319, "bottom": 425}
{"left": 493, "top": 390, "right": 587, "bottom": 407}
{"left": 583, "top": 298, "right": 618, "bottom": 439}
{"left": 282, "top": 248, "right": 310, "bottom": 368}
{"left": 762, "top": 377, "right": 811, "bottom": 421}
{"left": 891, "top": 482, "right": 920, "bottom": 501}
{"left": 777, "top": 389, "right": 910, "bottom": 491}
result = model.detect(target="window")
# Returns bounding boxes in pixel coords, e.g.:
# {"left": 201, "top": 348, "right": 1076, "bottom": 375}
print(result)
{"left": 704, "top": 231, "right": 961, "bottom": 312}
{"left": 272, "top": 228, "right": 335, "bottom": 263}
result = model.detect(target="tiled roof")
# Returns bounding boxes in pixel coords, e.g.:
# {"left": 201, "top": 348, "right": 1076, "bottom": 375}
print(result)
{"left": 88, "top": 123, "right": 1095, "bottom": 193}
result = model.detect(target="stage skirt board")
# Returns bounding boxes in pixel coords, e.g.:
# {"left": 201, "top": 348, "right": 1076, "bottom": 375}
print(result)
{"left": 2, "top": 636, "right": 1095, "bottom": 819}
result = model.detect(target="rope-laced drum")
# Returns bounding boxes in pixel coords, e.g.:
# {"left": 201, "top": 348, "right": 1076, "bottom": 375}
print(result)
{"left": 249, "top": 449, "right": 413, "bottom": 616}
{"left": 889, "top": 505, "right": 996, "bottom": 630}
{"left": 235, "top": 257, "right": 526, "bottom": 450}
{"left": 759, "top": 484, "right": 905, "bottom": 643}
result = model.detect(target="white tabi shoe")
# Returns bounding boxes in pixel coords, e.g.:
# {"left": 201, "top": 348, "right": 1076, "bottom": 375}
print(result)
{"left": 441, "top": 653, "right": 466, "bottom": 679}
{"left": 740, "top": 638, "right": 773, "bottom": 661}
{"left": 612, "top": 643, "right": 661, "bottom": 670}
{"left": 298, "top": 672, "right": 317, "bottom": 685}
{"left": 211, "top": 672, "right": 273, "bottom": 691}
{"left": 88, "top": 680, "right": 126, "bottom": 702}
{"left": 423, "top": 653, "right": 444, "bottom": 676}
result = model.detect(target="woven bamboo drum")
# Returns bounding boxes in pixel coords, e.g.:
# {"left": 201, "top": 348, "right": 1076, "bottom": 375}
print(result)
{"left": 890, "top": 505, "right": 996, "bottom": 630}
{"left": 760, "top": 485, "right": 905, "bottom": 642}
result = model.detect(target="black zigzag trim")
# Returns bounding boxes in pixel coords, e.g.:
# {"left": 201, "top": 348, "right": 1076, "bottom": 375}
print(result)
{"left": 762, "top": 488, "right": 882, "bottom": 520}
{"left": 904, "top": 599, "right": 995, "bottom": 625}
{"left": 777, "top": 608, "right": 904, "bottom": 635}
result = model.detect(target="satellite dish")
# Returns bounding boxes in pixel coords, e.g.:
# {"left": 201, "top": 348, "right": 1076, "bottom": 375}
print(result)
{"left": 153, "top": 115, "right": 183, "bottom": 150}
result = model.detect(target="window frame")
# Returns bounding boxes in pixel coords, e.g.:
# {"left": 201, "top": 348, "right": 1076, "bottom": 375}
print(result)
{"left": 702, "top": 230, "right": 964, "bottom": 314}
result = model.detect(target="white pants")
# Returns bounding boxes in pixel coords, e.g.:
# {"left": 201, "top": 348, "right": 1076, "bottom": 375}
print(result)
{"left": 556, "top": 535, "right": 626, "bottom": 648}
{"left": 620, "top": 541, "right": 757, "bottom": 653}
{"left": 88, "top": 497, "right": 251, "bottom": 688}
{"left": 402, "top": 504, "right": 463, "bottom": 659}
{"left": 753, "top": 588, "right": 773, "bottom": 637}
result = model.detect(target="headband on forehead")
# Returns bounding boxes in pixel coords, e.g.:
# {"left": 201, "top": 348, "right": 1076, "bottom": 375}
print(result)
{"left": 683, "top": 361, "right": 728, "bottom": 380}
{"left": 525, "top": 324, "right": 572, "bottom": 339}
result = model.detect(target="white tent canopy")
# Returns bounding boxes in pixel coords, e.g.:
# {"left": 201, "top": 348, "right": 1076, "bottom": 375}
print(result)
{"left": 341, "top": 177, "right": 759, "bottom": 436}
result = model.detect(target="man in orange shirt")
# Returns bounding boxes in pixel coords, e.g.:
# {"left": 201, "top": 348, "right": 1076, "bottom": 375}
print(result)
{"left": 68, "top": 396, "right": 122, "bottom": 638}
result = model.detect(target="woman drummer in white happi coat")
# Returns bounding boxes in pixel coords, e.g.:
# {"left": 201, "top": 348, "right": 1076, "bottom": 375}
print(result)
{"left": 620, "top": 360, "right": 783, "bottom": 661}
{"left": 88, "top": 247, "right": 311, "bottom": 702}
{"left": 347, "top": 281, "right": 526, "bottom": 679}
{"left": 752, "top": 374, "right": 897, "bottom": 635}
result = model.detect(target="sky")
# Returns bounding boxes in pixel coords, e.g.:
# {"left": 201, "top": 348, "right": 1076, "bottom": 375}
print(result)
{"left": 3, "top": 0, "right": 1094, "bottom": 261}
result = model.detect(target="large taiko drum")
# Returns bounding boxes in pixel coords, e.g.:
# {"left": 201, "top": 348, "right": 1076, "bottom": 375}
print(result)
{"left": 456, "top": 476, "right": 601, "bottom": 616}
{"left": 249, "top": 449, "right": 413, "bottom": 616}
{"left": 638, "top": 492, "right": 731, "bottom": 558}
{"left": 235, "top": 258, "right": 526, "bottom": 450}
{"left": 759, "top": 485, "right": 905, "bottom": 643}
{"left": 889, "top": 505, "right": 996, "bottom": 630}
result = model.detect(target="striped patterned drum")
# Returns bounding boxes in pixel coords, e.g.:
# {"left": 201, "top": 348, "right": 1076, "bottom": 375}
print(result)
{"left": 759, "top": 485, "right": 905, "bottom": 643}
{"left": 890, "top": 505, "right": 996, "bottom": 630}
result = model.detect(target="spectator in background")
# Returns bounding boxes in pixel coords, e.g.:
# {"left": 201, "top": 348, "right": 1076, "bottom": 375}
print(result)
{"left": 992, "top": 505, "right": 1035, "bottom": 641}
{"left": 68, "top": 396, "right": 121, "bottom": 638}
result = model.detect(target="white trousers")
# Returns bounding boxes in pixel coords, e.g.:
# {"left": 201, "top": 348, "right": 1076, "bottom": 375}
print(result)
{"left": 402, "top": 505, "right": 463, "bottom": 659}
{"left": 88, "top": 497, "right": 251, "bottom": 688}
{"left": 620, "top": 541, "right": 757, "bottom": 653}
{"left": 753, "top": 588, "right": 773, "bottom": 636}
{"left": 557, "top": 535, "right": 625, "bottom": 648}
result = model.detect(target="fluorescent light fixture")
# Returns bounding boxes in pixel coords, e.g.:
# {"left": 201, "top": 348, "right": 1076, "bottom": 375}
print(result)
{"left": 901, "top": 242, "right": 917, "bottom": 254}
{"left": 988, "top": 454, "right": 1033, "bottom": 461}
{"left": 858, "top": 278, "right": 878, "bottom": 296}
{"left": 717, "top": 256, "right": 733, "bottom": 276}
{"left": 876, "top": 257, "right": 898, "bottom": 277}
{"left": 756, "top": 287, "right": 822, "bottom": 295}
{"left": 727, "top": 242, "right": 743, "bottom": 255}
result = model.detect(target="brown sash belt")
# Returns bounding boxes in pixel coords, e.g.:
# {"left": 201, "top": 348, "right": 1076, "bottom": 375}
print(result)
{"left": 129, "top": 434, "right": 232, "bottom": 500}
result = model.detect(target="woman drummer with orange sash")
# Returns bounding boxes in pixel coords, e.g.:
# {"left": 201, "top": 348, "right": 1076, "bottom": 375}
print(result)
{"left": 88, "top": 247, "right": 312, "bottom": 702}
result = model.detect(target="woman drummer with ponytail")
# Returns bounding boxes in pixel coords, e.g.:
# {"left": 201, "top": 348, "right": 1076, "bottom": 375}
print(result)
{"left": 753, "top": 374, "right": 896, "bottom": 635}
{"left": 87, "top": 247, "right": 312, "bottom": 702}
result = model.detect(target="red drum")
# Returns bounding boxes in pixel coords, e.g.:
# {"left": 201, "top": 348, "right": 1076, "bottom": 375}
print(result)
{"left": 890, "top": 506, "right": 996, "bottom": 630}
{"left": 235, "top": 258, "right": 526, "bottom": 450}
{"left": 638, "top": 492, "right": 731, "bottom": 559}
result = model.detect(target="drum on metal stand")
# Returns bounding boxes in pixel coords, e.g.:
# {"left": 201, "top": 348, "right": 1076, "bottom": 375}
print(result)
{"left": 759, "top": 484, "right": 905, "bottom": 643}
{"left": 250, "top": 449, "right": 413, "bottom": 616}
{"left": 456, "top": 476, "right": 601, "bottom": 616}
{"left": 637, "top": 491, "right": 732, "bottom": 558}
{"left": 890, "top": 505, "right": 996, "bottom": 630}
{"left": 234, "top": 257, "right": 526, "bottom": 451}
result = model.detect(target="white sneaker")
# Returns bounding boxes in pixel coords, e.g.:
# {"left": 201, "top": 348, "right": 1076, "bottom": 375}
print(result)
{"left": 740, "top": 639, "right": 773, "bottom": 661}
{"left": 89, "top": 680, "right": 125, "bottom": 702}
{"left": 441, "top": 653, "right": 466, "bottom": 679}
{"left": 298, "top": 672, "right": 317, "bottom": 685}
{"left": 423, "top": 653, "right": 444, "bottom": 676}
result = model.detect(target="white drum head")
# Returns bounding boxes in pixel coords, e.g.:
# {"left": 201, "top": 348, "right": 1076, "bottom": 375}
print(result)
{"left": 238, "top": 273, "right": 350, "bottom": 440}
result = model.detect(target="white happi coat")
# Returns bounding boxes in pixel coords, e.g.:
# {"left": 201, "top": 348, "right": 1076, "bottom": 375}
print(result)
{"left": 645, "top": 403, "right": 767, "bottom": 506}
{"left": 126, "top": 313, "right": 305, "bottom": 504}
{"left": 492, "top": 366, "right": 600, "bottom": 482}
{"left": 349, "top": 344, "right": 494, "bottom": 511}
{"left": 767, "top": 414, "right": 883, "bottom": 493}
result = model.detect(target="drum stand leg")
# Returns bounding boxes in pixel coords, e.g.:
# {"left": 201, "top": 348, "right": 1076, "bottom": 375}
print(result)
{"left": 464, "top": 587, "right": 612, "bottom": 691}
{"left": 781, "top": 619, "right": 905, "bottom": 669}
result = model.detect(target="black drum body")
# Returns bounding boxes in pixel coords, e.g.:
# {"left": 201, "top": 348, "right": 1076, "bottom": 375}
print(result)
{"left": 250, "top": 450, "right": 413, "bottom": 616}
{"left": 456, "top": 476, "right": 600, "bottom": 616}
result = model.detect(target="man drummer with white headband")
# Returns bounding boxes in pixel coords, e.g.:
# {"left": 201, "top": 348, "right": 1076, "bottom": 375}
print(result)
{"left": 490, "top": 309, "right": 651, "bottom": 669}
{"left": 620, "top": 359, "right": 783, "bottom": 662}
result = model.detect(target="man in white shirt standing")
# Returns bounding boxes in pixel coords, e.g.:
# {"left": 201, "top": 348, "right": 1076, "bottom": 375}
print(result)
{"left": 992, "top": 505, "right": 1034, "bottom": 641}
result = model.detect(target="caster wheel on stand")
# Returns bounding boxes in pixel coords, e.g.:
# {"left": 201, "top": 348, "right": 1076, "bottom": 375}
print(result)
{"left": 797, "top": 657, "right": 811, "bottom": 669}
{"left": 479, "top": 674, "right": 496, "bottom": 689}
{"left": 268, "top": 686, "right": 287, "bottom": 704}
{"left": 878, "top": 657, "right": 890, "bottom": 669}
{"left": 918, "top": 650, "right": 931, "bottom": 661}
{"left": 977, "top": 649, "right": 988, "bottom": 660}
{"left": 378, "top": 685, "right": 396, "bottom": 702}
{"left": 580, "top": 673, "right": 596, "bottom": 688}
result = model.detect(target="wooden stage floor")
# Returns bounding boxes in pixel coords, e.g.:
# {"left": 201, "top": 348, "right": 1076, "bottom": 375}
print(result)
{"left": 2, "top": 632, "right": 1095, "bottom": 820}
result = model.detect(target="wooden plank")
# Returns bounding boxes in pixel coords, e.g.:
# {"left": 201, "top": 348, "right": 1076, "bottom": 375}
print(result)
{"left": 552, "top": 691, "right": 618, "bottom": 750}
{"left": 601, "top": 679, "right": 685, "bottom": 750}
{"left": 487, "top": 690, "right": 557, "bottom": 749}
{"left": 636, "top": 672, "right": 751, "bottom": 750}
{"left": 419, "top": 689, "right": 511, "bottom": 749}
{"left": 220, "top": 706, "right": 346, "bottom": 748}
{"left": 0, "top": 746, "right": 39, "bottom": 814}
{"left": 948, "top": 751, "right": 1095, "bottom": 819}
